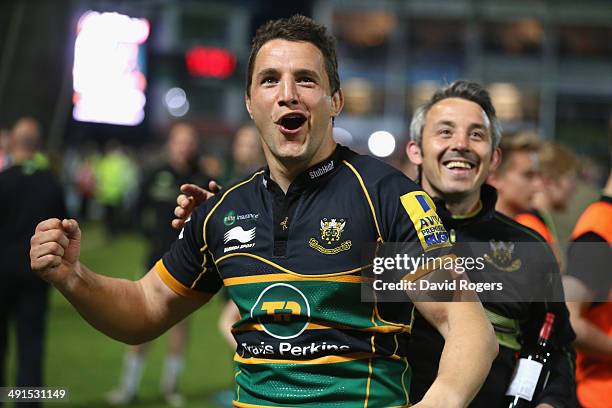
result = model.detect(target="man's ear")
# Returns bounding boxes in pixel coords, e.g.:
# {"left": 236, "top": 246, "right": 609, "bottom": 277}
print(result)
{"left": 406, "top": 141, "right": 423, "bottom": 166}
{"left": 489, "top": 147, "right": 502, "bottom": 172}
{"left": 487, "top": 149, "right": 503, "bottom": 186}
{"left": 245, "top": 94, "right": 253, "bottom": 119}
{"left": 331, "top": 89, "right": 344, "bottom": 118}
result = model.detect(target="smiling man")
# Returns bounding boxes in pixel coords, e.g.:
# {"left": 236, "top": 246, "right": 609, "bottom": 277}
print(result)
{"left": 405, "top": 81, "right": 577, "bottom": 408}
{"left": 30, "top": 16, "right": 497, "bottom": 407}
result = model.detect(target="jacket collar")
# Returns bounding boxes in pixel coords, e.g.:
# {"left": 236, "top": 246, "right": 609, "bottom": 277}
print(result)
{"left": 432, "top": 184, "right": 498, "bottom": 227}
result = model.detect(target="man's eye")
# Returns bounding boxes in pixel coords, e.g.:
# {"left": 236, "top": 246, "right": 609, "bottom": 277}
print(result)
{"left": 439, "top": 129, "right": 452, "bottom": 136}
{"left": 471, "top": 132, "right": 484, "bottom": 140}
{"left": 298, "top": 77, "right": 315, "bottom": 84}
{"left": 261, "top": 77, "right": 277, "bottom": 85}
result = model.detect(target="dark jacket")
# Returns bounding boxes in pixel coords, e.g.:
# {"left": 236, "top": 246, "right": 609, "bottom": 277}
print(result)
{"left": 407, "top": 184, "right": 578, "bottom": 408}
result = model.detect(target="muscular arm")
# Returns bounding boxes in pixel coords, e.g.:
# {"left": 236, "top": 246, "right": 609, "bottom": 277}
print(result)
{"left": 59, "top": 263, "right": 208, "bottom": 344}
{"left": 30, "top": 218, "right": 209, "bottom": 345}
{"left": 414, "top": 300, "right": 498, "bottom": 408}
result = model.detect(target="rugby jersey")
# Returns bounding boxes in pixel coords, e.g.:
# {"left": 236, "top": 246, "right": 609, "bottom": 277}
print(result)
{"left": 156, "top": 145, "right": 451, "bottom": 407}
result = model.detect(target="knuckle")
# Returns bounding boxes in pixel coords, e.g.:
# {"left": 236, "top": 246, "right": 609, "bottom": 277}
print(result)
{"left": 51, "top": 230, "right": 63, "bottom": 241}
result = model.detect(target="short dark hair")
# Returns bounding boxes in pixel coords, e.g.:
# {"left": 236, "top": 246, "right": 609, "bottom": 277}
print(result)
{"left": 246, "top": 15, "right": 340, "bottom": 97}
{"left": 410, "top": 80, "right": 502, "bottom": 150}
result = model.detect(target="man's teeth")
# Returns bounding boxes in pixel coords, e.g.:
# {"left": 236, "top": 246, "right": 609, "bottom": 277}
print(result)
{"left": 445, "top": 161, "right": 473, "bottom": 169}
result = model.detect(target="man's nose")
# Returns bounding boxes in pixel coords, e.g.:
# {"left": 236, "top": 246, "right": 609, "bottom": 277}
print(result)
{"left": 451, "top": 132, "right": 470, "bottom": 150}
{"left": 278, "top": 77, "right": 299, "bottom": 107}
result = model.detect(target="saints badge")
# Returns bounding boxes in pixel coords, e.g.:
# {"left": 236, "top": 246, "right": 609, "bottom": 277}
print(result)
{"left": 309, "top": 218, "right": 352, "bottom": 255}
{"left": 484, "top": 240, "right": 522, "bottom": 272}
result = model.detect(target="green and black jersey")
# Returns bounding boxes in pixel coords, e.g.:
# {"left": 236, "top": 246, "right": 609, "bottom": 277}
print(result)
{"left": 157, "top": 145, "right": 451, "bottom": 407}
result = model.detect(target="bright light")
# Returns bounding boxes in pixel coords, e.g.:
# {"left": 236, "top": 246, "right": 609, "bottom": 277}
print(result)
{"left": 186, "top": 47, "right": 236, "bottom": 78}
{"left": 368, "top": 131, "right": 396, "bottom": 157}
{"left": 72, "top": 11, "right": 150, "bottom": 126}
{"left": 332, "top": 127, "right": 353, "bottom": 146}
{"left": 165, "top": 88, "right": 189, "bottom": 117}
{"left": 165, "top": 87, "right": 186, "bottom": 109}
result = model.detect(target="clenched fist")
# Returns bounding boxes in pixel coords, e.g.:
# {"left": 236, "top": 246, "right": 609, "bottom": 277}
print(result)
{"left": 30, "top": 218, "right": 81, "bottom": 285}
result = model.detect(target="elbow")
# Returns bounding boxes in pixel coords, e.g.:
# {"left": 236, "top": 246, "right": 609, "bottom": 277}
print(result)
{"left": 108, "top": 325, "right": 161, "bottom": 346}
{"left": 119, "top": 332, "right": 159, "bottom": 346}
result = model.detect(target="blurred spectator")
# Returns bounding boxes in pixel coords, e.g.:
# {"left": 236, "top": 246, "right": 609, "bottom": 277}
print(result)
{"left": 0, "top": 128, "right": 11, "bottom": 171}
{"left": 0, "top": 117, "right": 67, "bottom": 406}
{"left": 61, "top": 142, "right": 100, "bottom": 220}
{"left": 210, "top": 300, "right": 240, "bottom": 408}
{"left": 488, "top": 131, "right": 541, "bottom": 218}
{"left": 95, "top": 140, "right": 138, "bottom": 236}
{"left": 211, "top": 124, "right": 263, "bottom": 408}
{"left": 225, "top": 124, "right": 265, "bottom": 182}
{"left": 75, "top": 143, "right": 99, "bottom": 220}
{"left": 563, "top": 160, "right": 611, "bottom": 408}
{"left": 107, "top": 122, "right": 209, "bottom": 407}
{"left": 198, "top": 154, "right": 224, "bottom": 182}
{"left": 515, "top": 142, "right": 579, "bottom": 267}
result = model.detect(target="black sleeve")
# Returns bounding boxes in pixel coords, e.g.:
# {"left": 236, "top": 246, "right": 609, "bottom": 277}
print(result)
{"left": 157, "top": 198, "right": 223, "bottom": 298}
{"left": 566, "top": 232, "right": 611, "bottom": 301}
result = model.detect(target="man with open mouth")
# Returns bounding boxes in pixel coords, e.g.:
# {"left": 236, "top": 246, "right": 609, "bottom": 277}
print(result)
{"left": 30, "top": 15, "right": 498, "bottom": 407}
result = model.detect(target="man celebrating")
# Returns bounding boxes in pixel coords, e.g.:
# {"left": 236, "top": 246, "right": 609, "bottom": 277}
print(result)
{"left": 30, "top": 16, "right": 496, "bottom": 407}
{"left": 405, "top": 81, "right": 577, "bottom": 407}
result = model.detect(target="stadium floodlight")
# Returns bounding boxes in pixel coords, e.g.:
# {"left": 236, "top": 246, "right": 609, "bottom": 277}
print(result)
{"left": 368, "top": 130, "right": 396, "bottom": 157}
{"left": 72, "top": 11, "right": 150, "bottom": 126}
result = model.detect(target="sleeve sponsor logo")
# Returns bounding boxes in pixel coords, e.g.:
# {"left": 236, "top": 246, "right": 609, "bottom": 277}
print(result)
{"left": 400, "top": 191, "right": 451, "bottom": 252}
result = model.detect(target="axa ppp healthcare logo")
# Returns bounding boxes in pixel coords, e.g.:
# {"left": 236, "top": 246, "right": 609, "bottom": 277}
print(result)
{"left": 251, "top": 283, "right": 311, "bottom": 339}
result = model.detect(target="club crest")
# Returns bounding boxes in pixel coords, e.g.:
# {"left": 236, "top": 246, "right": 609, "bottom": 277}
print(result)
{"left": 484, "top": 240, "right": 522, "bottom": 272}
{"left": 309, "top": 218, "right": 352, "bottom": 255}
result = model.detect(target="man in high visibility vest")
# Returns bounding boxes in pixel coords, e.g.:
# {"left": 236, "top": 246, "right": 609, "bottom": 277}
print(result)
{"left": 563, "top": 149, "right": 612, "bottom": 408}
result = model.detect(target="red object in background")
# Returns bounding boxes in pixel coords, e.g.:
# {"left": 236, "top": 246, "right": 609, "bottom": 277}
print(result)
{"left": 186, "top": 46, "right": 236, "bottom": 78}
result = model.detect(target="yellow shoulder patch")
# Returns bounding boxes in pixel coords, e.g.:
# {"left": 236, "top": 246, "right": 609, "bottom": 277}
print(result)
{"left": 399, "top": 191, "right": 451, "bottom": 252}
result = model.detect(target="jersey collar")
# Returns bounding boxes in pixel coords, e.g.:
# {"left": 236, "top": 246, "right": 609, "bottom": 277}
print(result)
{"left": 263, "top": 144, "right": 347, "bottom": 195}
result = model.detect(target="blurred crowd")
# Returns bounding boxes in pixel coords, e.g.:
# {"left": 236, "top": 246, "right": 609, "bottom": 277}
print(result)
{"left": 0, "top": 120, "right": 266, "bottom": 236}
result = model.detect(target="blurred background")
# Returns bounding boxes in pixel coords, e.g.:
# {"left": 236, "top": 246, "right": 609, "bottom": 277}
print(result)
{"left": 0, "top": 0, "right": 611, "bottom": 407}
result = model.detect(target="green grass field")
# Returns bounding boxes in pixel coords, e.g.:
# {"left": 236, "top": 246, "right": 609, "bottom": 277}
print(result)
{"left": 6, "top": 223, "right": 234, "bottom": 408}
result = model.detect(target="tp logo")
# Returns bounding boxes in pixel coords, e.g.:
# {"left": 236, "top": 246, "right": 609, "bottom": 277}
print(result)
{"left": 251, "top": 283, "right": 310, "bottom": 339}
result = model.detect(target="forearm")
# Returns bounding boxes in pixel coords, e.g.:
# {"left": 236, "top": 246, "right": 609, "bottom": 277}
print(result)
{"left": 419, "top": 303, "right": 498, "bottom": 407}
{"left": 571, "top": 315, "right": 612, "bottom": 359}
{"left": 56, "top": 262, "right": 166, "bottom": 344}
